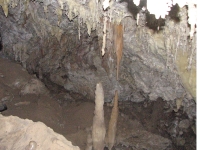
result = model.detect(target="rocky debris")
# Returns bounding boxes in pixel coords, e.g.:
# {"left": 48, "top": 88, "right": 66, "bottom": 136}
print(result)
{"left": 0, "top": 114, "right": 80, "bottom": 150}
{"left": 167, "top": 116, "right": 196, "bottom": 149}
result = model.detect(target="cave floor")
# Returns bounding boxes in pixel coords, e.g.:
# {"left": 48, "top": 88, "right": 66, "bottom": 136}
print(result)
{"left": 0, "top": 56, "right": 195, "bottom": 150}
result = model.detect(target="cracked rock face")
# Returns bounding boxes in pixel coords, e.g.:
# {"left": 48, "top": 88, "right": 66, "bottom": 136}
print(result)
{"left": 0, "top": 1, "right": 196, "bottom": 120}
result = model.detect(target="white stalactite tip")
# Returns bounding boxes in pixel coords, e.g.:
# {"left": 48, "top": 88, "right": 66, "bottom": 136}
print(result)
{"left": 102, "top": 48, "right": 105, "bottom": 56}
{"left": 101, "top": 17, "right": 107, "bottom": 56}
{"left": 101, "top": 32, "right": 106, "bottom": 56}
{"left": 136, "top": 13, "right": 139, "bottom": 25}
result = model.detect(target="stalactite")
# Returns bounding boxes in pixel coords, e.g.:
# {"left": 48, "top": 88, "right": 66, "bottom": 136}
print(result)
{"left": 113, "top": 23, "right": 123, "bottom": 80}
{"left": 101, "top": 16, "right": 107, "bottom": 56}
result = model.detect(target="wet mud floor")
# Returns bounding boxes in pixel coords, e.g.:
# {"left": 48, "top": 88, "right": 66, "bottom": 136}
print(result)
{"left": 0, "top": 57, "right": 196, "bottom": 150}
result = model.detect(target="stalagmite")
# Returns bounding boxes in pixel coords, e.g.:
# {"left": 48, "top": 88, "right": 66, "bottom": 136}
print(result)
{"left": 92, "top": 82, "right": 106, "bottom": 150}
{"left": 107, "top": 90, "right": 119, "bottom": 150}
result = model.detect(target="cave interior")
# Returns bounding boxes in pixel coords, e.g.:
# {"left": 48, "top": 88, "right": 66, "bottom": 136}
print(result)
{"left": 0, "top": 0, "right": 197, "bottom": 150}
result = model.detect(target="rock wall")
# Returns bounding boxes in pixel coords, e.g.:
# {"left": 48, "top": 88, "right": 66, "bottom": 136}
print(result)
{"left": 0, "top": 1, "right": 196, "bottom": 119}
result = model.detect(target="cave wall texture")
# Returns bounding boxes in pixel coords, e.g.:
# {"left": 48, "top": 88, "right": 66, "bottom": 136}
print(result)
{"left": 0, "top": 0, "right": 196, "bottom": 119}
